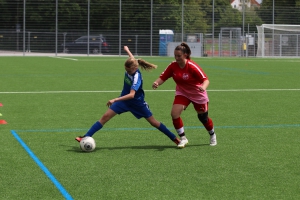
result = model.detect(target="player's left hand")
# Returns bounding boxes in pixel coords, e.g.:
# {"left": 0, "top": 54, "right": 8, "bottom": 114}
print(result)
{"left": 198, "top": 86, "right": 205, "bottom": 92}
{"left": 106, "top": 99, "right": 115, "bottom": 107}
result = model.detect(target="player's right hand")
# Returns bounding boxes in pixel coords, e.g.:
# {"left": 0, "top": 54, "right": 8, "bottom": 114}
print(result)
{"left": 152, "top": 82, "right": 159, "bottom": 89}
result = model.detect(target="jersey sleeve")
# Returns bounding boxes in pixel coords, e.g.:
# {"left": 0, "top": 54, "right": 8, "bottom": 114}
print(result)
{"left": 189, "top": 61, "right": 208, "bottom": 83}
{"left": 159, "top": 62, "right": 175, "bottom": 81}
{"left": 131, "top": 72, "right": 142, "bottom": 91}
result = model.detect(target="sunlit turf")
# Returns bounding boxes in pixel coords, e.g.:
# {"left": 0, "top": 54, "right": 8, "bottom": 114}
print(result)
{"left": 1, "top": 56, "right": 300, "bottom": 199}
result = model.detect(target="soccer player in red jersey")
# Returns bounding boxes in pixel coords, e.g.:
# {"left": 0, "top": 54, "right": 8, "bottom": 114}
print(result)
{"left": 152, "top": 42, "right": 217, "bottom": 148}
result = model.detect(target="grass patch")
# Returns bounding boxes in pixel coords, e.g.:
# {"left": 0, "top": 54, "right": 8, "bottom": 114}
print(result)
{"left": 1, "top": 56, "right": 300, "bottom": 199}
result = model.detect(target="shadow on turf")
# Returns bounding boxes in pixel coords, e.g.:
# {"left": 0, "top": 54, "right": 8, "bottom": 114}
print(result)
{"left": 64, "top": 144, "right": 209, "bottom": 153}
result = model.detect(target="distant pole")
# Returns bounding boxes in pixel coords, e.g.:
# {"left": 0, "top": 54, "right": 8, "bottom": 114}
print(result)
{"left": 55, "top": 0, "right": 58, "bottom": 56}
{"left": 272, "top": 0, "right": 274, "bottom": 56}
{"left": 119, "top": 0, "right": 122, "bottom": 56}
{"left": 151, "top": 0, "right": 153, "bottom": 56}
{"left": 242, "top": 0, "right": 245, "bottom": 56}
{"left": 23, "top": 0, "right": 26, "bottom": 56}
{"left": 242, "top": 0, "right": 245, "bottom": 37}
{"left": 212, "top": 0, "right": 214, "bottom": 57}
{"left": 182, "top": 0, "right": 184, "bottom": 42}
{"left": 273, "top": 0, "right": 275, "bottom": 24}
{"left": 87, "top": 0, "right": 90, "bottom": 56}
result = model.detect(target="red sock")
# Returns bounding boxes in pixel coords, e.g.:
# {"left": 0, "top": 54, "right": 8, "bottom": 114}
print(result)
{"left": 172, "top": 117, "right": 183, "bottom": 129}
{"left": 203, "top": 117, "right": 214, "bottom": 132}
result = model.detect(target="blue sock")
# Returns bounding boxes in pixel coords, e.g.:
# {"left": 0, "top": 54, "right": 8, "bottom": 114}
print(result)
{"left": 84, "top": 121, "right": 103, "bottom": 137}
{"left": 157, "top": 122, "right": 176, "bottom": 141}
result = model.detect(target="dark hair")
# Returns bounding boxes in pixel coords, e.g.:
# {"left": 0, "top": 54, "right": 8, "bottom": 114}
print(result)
{"left": 174, "top": 42, "right": 191, "bottom": 60}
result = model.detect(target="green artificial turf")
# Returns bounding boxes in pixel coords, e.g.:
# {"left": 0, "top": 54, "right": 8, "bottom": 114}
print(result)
{"left": 1, "top": 56, "right": 299, "bottom": 199}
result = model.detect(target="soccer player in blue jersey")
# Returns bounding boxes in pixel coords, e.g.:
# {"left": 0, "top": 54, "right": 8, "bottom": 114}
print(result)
{"left": 75, "top": 46, "right": 180, "bottom": 146}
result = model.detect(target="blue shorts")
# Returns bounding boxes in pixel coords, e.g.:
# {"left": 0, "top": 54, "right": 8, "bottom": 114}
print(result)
{"left": 110, "top": 100, "right": 153, "bottom": 119}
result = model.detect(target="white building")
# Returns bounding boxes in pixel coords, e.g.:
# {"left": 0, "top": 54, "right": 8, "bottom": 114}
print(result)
{"left": 230, "top": 0, "right": 261, "bottom": 11}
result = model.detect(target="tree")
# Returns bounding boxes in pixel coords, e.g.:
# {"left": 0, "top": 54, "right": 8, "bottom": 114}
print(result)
{"left": 0, "top": 0, "right": 20, "bottom": 29}
{"left": 200, "top": 0, "right": 235, "bottom": 35}
{"left": 0, "top": 0, "right": 265, "bottom": 34}
{"left": 209, "top": 0, "right": 263, "bottom": 34}
{"left": 184, "top": 0, "right": 208, "bottom": 33}
{"left": 256, "top": 0, "right": 300, "bottom": 25}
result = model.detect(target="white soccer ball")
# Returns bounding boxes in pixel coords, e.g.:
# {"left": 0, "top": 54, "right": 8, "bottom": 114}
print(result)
{"left": 80, "top": 137, "right": 96, "bottom": 152}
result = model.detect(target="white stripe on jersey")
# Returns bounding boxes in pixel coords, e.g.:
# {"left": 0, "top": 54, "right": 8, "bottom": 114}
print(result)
{"left": 133, "top": 72, "right": 139, "bottom": 85}
{"left": 188, "top": 61, "right": 207, "bottom": 78}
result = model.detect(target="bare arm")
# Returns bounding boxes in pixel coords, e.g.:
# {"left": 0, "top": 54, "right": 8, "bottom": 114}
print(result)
{"left": 199, "top": 79, "right": 210, "bottom": 92}
{"left": 106, "top": 46, "right": 136, "bottom": 107}
{"left": 152, "top": 78, "right": 165, "bottom": 90}
{"left": 106, "top": 89, "right": 136, "bottom": 107}
{"left": 124, "top": 46, "right": 134, "bottom": 58}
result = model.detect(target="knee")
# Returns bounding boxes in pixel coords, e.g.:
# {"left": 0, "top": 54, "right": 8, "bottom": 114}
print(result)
{"left": 147, "top": 117, "right": 160, "bottom": 128}
{"left": 171, "top": 105, "right": 185, "bottom": 119}
{"left": 171, "top": 111, "right": 180, "bottom": 119}
{"left": 198, "top": 112, "right": 208, "bottom": 124}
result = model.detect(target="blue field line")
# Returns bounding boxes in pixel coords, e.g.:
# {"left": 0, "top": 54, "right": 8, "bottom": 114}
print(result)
{"left": 10, "top": 130, "right": 73, "bottom": 200}
{"left": 14, "top": 124, "right": 300, "bottom": 133}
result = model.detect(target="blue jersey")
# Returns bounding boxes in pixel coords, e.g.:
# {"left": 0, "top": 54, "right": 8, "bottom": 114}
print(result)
{"left": 121, "top": 69, "right": 145, "bottom": 106}
{"left": 110, "top": 68, "right": 152, "bottom": 119}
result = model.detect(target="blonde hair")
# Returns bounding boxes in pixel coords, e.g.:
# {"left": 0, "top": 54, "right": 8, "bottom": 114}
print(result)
{"left": 124, "top": 57, "right": 157, "bottom": 71}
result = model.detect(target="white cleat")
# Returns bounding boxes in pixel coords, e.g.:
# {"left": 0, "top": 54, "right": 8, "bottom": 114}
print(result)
{"left": 177, "top": 138, "right": 188, "bottom": 148}
{"left": 210, "top": 133, "right": 217, "bottom": 146}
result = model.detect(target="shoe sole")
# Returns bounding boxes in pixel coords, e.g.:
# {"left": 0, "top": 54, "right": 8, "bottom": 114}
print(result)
{"left": 177, "top": 142, "right": 188, "bottom": 148}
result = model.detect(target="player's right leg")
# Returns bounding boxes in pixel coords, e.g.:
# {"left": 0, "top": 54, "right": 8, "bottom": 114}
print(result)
{"left": 172, "top": 96, "right": 190, "bottom": 148}
{"left": 172, "top": 105, "right": 189, "bottom": 148}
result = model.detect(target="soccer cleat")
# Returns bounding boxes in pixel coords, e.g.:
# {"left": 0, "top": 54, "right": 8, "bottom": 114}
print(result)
{"left": 177, "top": 138, "right": 188, "bottom": 148}
{"left": 210, "top": 133, "right": 217, "bottom": 146}
{"left": 75, "top": 136, "right": 84, "bottom": 142}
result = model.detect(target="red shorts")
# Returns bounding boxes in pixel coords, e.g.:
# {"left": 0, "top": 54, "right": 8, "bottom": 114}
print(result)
{"left": 173, "top": 95, "right": 208, "bottom": 112}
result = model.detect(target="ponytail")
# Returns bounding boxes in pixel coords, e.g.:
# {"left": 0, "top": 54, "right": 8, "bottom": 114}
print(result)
{"left": 124, "top": 57, "right": 157, "bottom": 71}
{"left": 137, "top": 59, "right": 157, "bottom": 71}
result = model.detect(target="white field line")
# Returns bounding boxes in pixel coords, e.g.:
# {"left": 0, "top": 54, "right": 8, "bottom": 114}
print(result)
{"left": 0, "top": 88, "right": 300, "bottom": 94}
{"left": 49, "top": 56, "right": 78, "bottom": 61}
{"left": 49, "top": 56, "right": 125, "bottom": 62}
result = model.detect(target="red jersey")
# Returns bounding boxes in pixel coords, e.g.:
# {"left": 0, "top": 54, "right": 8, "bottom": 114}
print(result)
{"left": 159, "top": 60, "right": 209, "bottom": 104}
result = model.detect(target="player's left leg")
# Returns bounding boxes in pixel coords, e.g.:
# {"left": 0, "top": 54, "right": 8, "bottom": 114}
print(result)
{"left": 194, "top": 103, "right": 217, "bottom": 146}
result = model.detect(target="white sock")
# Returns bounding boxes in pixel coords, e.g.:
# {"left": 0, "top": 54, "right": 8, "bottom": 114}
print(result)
{"left": 209, "top": 128, "right": 215, "bottom": 135}
{"left": 181, "top": 136, "right": 187, "bottom": 140}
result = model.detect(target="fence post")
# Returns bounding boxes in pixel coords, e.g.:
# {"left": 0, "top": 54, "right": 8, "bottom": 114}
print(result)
{"left": 135, "top": 35, "right": 138, "bottom": 56}
{"left": 27, "top": 31, "right": 30, "bottom": 52}
{"left": 99, "top": 34, "right": 103, "bottom": 54}
{"left": 63, "top": 32, "right": 67, "bottom": 53}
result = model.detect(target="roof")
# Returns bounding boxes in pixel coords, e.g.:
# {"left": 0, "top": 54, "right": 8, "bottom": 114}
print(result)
{"left": 250, "top": 0, "right": 260, "bottom": 6}
{"left": 230, "top": 0, "right": 261, "bottom": 5}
